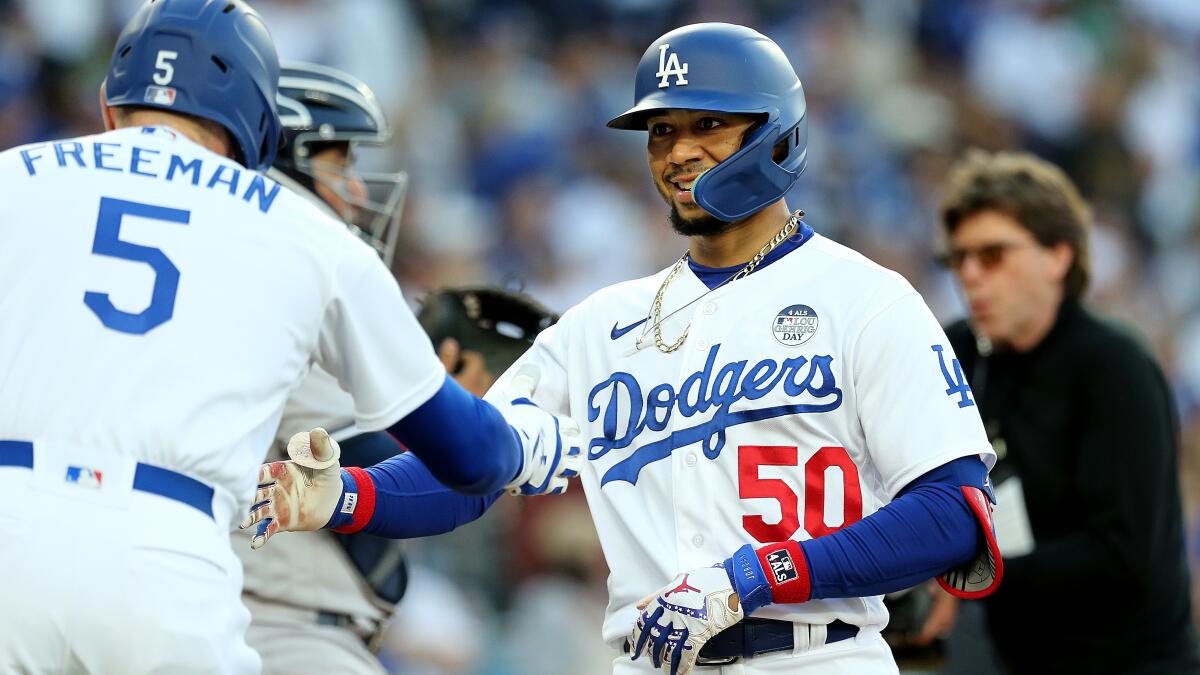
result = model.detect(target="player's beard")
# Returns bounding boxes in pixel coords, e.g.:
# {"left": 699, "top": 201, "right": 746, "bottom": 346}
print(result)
{"left": 669, "top": 205, "right": 730, "bottom": 237}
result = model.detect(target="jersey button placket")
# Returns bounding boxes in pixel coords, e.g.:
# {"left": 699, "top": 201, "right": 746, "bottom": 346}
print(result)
{"left": 672, "top": 287, "right": 720, "bottom": 567}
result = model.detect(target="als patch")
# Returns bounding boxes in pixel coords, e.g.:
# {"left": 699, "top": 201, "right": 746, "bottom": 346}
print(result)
{"left": 772, "top": 304, "right": 818, "bottom": 346}
{"left": 766, "top": 549, "right": 798, "bottom": 584}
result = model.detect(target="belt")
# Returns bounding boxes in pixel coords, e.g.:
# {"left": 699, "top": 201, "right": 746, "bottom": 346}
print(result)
{"left": 623, "top": 618, "right": 859, "bottom": 665}
{"left": 0, "top": 439, "right": 214, "bottom": 519}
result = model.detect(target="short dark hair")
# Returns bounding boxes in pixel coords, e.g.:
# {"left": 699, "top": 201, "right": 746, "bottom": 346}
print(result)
{"left": 940, "top": 149, "right": 1092, "bottom": 298}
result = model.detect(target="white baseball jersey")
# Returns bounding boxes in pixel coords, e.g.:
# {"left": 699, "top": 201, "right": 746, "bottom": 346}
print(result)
{"left": 486, "top": 231, "right": 994, "bottom": 646}
{"left": 0, "top": 125, "right": 444, "bottom": 528}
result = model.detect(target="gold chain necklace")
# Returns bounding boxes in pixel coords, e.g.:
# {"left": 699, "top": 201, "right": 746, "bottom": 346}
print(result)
{"left": 644, "top": 210, "right": 805, "bottom": 354}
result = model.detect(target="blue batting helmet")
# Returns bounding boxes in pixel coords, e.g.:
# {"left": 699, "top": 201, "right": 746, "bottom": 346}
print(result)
{"left": 608, "top": 23, "right": 808, "bottom": 222}
{"left": 104, "top": 0, "right": 282, "bottom": 171}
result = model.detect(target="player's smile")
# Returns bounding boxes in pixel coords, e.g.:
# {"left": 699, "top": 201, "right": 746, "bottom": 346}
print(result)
{"left": 667, "top": 170, "right": 706, "bottom": 203}
{"left": 645, "top": 110, "right": 759, "bottom": 214}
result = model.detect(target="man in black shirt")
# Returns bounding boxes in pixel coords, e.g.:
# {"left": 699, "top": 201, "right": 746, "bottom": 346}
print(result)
{"left": 937, "top": 150, "right": 1199, "bottom": 674}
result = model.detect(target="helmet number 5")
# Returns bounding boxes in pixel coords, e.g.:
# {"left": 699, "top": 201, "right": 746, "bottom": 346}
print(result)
{"left": 84, "top": 197, "right": 190, "bottom": 335}
{"left": 153, "top": 50, "right": 178, "bottom": 85}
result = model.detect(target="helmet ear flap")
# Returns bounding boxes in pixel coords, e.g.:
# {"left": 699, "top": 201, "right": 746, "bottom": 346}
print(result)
{"left": 693, "top": 122, "right": 800, "bottom": 222}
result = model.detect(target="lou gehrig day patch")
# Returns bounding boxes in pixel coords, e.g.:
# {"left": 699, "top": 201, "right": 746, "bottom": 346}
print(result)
{"left": 765, "top": 549, "right": 798, "bottom": 584}
{"left": 772, "top": 304, "right": 818, "bottom": 346}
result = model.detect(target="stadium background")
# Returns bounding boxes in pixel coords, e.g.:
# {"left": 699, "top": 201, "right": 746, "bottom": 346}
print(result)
{"left": 3, "top": 0, "right": 1199, "bottom": 672}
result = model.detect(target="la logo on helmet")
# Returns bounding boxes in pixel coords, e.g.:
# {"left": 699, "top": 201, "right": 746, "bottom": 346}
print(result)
{"left": 656, "top": 44, "right": 688, "bottom": 88}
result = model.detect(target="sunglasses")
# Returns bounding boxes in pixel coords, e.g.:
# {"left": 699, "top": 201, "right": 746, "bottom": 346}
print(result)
{"left": 938, "top": 242, "right": 1033, "bottom": 271}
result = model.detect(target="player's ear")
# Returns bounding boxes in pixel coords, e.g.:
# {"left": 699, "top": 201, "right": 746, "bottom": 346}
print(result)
{"left": 99, "top": 81, "right": 117, "bottom": 131}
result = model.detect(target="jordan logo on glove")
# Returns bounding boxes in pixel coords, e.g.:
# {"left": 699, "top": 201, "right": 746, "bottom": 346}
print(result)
{"left": 664, "top": 573, "right": 700, "bottom": 598}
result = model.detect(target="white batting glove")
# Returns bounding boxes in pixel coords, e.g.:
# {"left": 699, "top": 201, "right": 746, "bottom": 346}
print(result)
{"left": 497, "top": 366, "right": 584, "bottom": 496}
{"left": 628, "top": 566, "right": 745, "bottom": 675}
{"left": 240, "top": 428, "right": 344, "bottom": 550}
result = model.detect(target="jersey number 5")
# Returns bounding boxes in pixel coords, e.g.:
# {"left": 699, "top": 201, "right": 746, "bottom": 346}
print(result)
{"left": 739, "top": 445, "right": 863, "bottom": 543}
{"left": 84, "top": 197, "right": 190, "bottom": 335}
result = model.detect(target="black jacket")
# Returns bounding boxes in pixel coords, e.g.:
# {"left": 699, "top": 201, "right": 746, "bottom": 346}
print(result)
{"left": 946, "top": 298, "right": 1199, "bottom": 674}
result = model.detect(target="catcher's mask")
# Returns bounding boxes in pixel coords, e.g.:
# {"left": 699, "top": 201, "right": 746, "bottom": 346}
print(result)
{"left": 274, "top": 62, "right": 406, "bottom": 266}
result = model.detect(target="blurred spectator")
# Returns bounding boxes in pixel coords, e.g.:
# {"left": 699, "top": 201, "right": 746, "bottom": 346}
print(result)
{"left": 937, "top": 149, "right": 1200, "bottom": 674}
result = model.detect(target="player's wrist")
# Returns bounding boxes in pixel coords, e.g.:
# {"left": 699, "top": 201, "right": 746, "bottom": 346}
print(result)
{"left": 723, "top": 540, "right": 813, "bottom": 615}
{"left": 724, "top": 544, "right": 772, "bottom": 614}
{"left": 326, "top": 467, "right": 376, "bottom": 533}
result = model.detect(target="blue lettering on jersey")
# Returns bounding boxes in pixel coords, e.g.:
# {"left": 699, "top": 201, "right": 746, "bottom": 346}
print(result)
{"left": 93, "top": 142, "right": 121, "bottom": 172}
{"left": 206, "top": 164, "right": 240, "bottom": 194}
{"left": 55, "top": 142, "right": 85, "bottom": 168}
{"left": 20, "top": 145, "right": 47, "bottom": 175}
{"left": 166, "top": 154, "right": 202, "bottom": 185}
{"left": 130, "top": 147, "right": 159, "bottom": 177}
{"left": 932, "top": 344, "right": 974, "bottom": 408}
{"left": 588, "top": 343, "right": 843, "bottom": 485}
{"left": 242, "top": 174, "right": 281, "bottom": 214}
{"left": 15, "top": 139, "right": 282, "bottom": 213}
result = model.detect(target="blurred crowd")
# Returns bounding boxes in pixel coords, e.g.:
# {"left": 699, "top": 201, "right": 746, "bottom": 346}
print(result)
{"left": 4, "top": 0, "right": 1200, "bottom": 672}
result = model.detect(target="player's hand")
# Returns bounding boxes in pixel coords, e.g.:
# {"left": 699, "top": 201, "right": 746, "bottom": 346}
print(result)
{"left": 628, "top": 565, "right": 745, "bottom": 675}
{"left": 240, "top": 428, "right": 344, "bottom": 550}
{"left": 438, "top": 337, "right": 495, "bottom": 397}
{"left": 912, "top": 584, "right": 959, "bottom": 647}
{"left": 497, "top": 365, "right": 583, "bottom": 496}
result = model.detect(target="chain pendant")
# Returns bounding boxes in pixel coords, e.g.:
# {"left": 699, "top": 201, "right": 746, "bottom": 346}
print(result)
{"left": 643, "top": 210, "right": 804, "bottom": 354}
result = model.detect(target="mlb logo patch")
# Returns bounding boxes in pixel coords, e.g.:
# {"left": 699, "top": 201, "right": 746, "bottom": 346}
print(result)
{"left": 144, "top": 85, "right": 177, "bottom": 106}
{"left": 766, "top": 549, "right": 798, "bottom": 584}
{"left": 65, "top": 466, "right": 103, "bottom": 489}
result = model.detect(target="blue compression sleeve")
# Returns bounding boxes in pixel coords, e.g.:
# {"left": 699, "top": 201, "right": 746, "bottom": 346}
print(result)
{"left": 799, "top": 456, "right": 987, "bottom": 600}
{"left": 338, "top": 430, "right": 406, "bottom": 467}
{"left": 357, "top": 453, "right": 501, "bottom": 538}
{"left": 323, "top": 432, "right": 503, "bottom": 537}
{"left": 385, "top": 375, "right": 522, "bottom": 495}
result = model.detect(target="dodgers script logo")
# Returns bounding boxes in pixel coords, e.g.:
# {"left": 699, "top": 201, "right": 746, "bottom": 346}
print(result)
{"left": 656, "top": 43, "right": 689, "bottom": 88}
{"left": 588, "top": 343, "right": 842, "bottom": 485}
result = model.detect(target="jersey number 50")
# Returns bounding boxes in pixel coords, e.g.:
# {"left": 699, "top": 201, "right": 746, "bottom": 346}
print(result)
{"left": 84, "top": 197, "right": 189, "bottom": 335}
{"left": 739, "top": 445, "right": 863, "bottom": 543}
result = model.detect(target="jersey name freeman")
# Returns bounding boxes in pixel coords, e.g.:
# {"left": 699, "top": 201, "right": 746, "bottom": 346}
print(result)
{"left": 588, "top": 343, "right": 843, "bottom": 486}
{"left": 17, "top": 138, "right": 281, "bottom": 214}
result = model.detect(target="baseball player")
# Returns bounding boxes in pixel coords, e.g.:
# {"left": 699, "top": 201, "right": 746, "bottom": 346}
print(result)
{"left": 241, "top": 21, "right": 1003, "bottom": 675}
{"left": 494, "top": 23, "right": 1003, "bottom": 675}
{"left": 0, "top": 2, "right": 579, "bottom": 673}
{"left": 239, "top": 63, "right": 558, "bottom": 675}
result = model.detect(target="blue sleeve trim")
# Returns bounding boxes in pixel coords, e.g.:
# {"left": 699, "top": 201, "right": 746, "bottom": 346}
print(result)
{"left": 323, "top": 470, "right": 359, "bottom": 530}
{"left": 359, "top": 452, "right": 502, "bottom": 538}
{"left": 800, "top": 457, "right": 987, "bottom": 599}
{"left": 386, "top": 376, "right": 522, "bottom": 495}
{"left": 724, "top": 544, "right": 773, "bottom": 615}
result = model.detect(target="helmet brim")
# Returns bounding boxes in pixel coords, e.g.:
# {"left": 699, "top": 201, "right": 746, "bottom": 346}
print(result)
{"left": 606, "top": 89, "right": 774, "bottom": 130}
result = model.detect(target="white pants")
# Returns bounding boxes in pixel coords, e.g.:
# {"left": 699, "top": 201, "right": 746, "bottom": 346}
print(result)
{"left": 612, "top": 629, "right": 899, "bottom": 675}
{"left": 0, "top": 453, "right": 259, "bottom": 674}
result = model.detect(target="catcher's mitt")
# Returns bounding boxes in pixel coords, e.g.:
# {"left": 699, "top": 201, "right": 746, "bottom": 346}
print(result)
{"left": 417, "top": 286, "right": 558, "bottom": 375}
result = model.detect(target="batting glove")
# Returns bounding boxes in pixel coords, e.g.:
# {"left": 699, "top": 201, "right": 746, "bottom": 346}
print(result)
{"left": 240, "top": 428, "right": 346, "bottom": 550}
{"left": 628, "top": 565, "right": 745, "bottom": 675}
{"left": 497, "top": 366, "right": 583, "bottom": 496}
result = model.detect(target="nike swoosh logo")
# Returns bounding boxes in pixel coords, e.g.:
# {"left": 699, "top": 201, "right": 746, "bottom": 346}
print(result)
{"left": 610, "top": 318, "right": 648, "bottom": 340}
